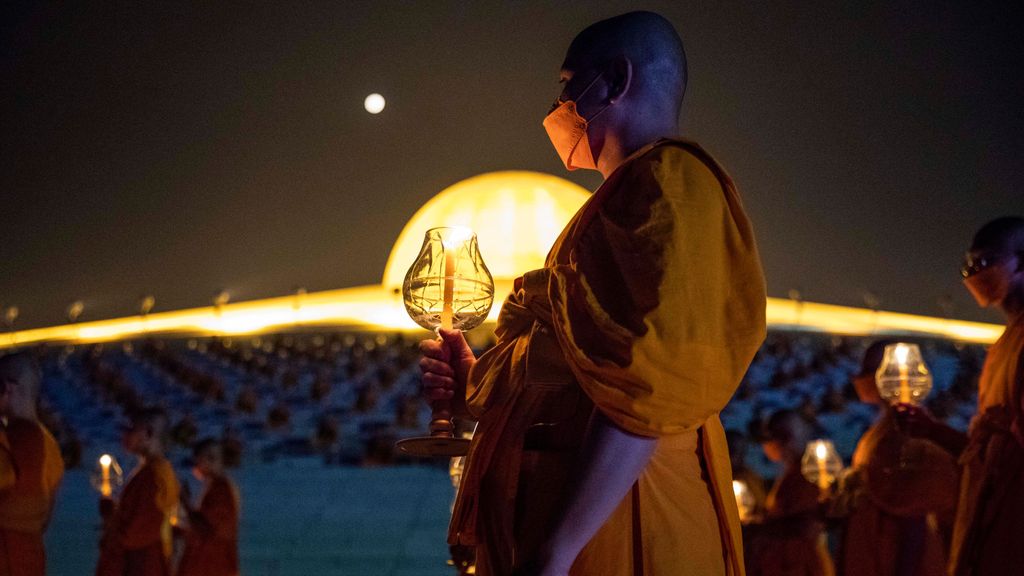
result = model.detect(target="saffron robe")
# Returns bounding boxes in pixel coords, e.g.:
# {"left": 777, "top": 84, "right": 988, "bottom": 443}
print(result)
{"left": 841, "top": 410, "right": 955, "bottom": 576}
{"left": 748, "top": 464, "right": 833, "bottom": 576}
{"left": 176, "top": 475, "right": 240, "bottom": 576}
{"left": 0, "top": 427, "right": 12, "bottom": 491}
{"left": 950, "top": 314, "right": 1024, "bottom": 575}
{"left": 0, "top": 418, "right": 64, "bottom": 576}
{"left": 450, "top": 139, "right": 766, "bottom": 575}
{"left": 96, "top": 457, "right": 180, "bottom": 576}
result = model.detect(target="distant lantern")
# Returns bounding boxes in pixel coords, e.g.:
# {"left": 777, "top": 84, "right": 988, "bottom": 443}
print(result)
{"left": 364, "top": 93, "right": 386, "bottom": 114}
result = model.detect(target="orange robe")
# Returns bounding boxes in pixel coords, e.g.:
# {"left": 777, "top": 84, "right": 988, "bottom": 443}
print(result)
{"left": 840, "top": 410, "right": 956, "bottom": 576}
{"left": 96, "top": 457, "right": 180, "bottom": 576}
{"left": 176, "top": 476, "right": 240, "bottom": 576}
{"left": 0, "top": 418, "right": 64, "bottom": 576}
{"left": 950, "top": 314, "right": 1024, "bottom": 575}
{"left": 749, "top": 464, "right": 833, "bottom": 576}
{"left": 451, "top": 139, "right": 766, "bottom": 575}
{"left": 0, "top": 427, "right": 12, "bottom": 492}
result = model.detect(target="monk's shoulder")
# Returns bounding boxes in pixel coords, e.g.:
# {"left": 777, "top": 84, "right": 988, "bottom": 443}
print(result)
{"left": 639, "top": 140, "right": 729, "bottom": 197}
{"left": 149, "top": 457, "right": 177, "bottom": 486}
{"left": 6, "top": 418, "right": 46, "bottom": 458}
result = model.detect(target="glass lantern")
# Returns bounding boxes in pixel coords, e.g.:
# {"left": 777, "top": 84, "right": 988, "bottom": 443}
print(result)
{"left": 732, "top": 480, "right": 756, "bottom": 523}
{"left": 403, "top": 227, "right": 494, "bottom": 332}
{"left": 875, "top": 343, "right": 932, "bottom": 406}
{"left": 397, "top": 227, "right": 494, "bottom": 458}
{"left": 90, "top": 454, "right": 124, "bottom": 498}
{"left": 801, "top": 439, "right": 843, "bottom": 491}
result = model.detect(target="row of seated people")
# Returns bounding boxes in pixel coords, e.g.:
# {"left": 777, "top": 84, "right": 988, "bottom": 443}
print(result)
{"left": 29, "top": 330, "right": 986, "bottom": 480}
{"left": 34, "top": 333, "right": 444, "bottom": 470}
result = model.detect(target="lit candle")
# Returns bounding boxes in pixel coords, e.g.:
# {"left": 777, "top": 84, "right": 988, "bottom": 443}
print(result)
{"left": 815, "top": 441, "right": 830, "bottom": 491}
{"left": 896, "top": 344, "right": 911, "bottom": 403}
{"left": 99, "top": 454, "right": 112, "bottom": 497}
{"left": 441, "top": 243, "right": 455, "bottom": 331}
{"left": 732, "top": 480, "right": 752, "bottom": 522}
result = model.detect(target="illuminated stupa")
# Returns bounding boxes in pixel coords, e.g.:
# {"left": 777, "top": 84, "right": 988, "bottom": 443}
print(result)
{"left": 0, "top": 171, "right": 1003, "bottom": 348}
{"left": 383, "top": 171, "right": 589, "bottom": 289}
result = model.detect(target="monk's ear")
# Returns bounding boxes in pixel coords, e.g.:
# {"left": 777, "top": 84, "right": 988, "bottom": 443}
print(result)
{"left": 607, "top": 55, "right": 632, "bottom": 104}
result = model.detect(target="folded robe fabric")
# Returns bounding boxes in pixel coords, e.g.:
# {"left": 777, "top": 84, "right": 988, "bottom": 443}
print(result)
{"left": 0, "top": 418, "right": 64, "bottom": 576}
{"left": 451, "top": 139, "right": 766, "bottom": 576}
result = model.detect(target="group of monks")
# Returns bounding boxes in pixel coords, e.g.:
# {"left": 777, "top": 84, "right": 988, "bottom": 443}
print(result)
{"left": 418, "top": 10, "right": 1024, "bottom": 576}
{"left": 1, "top": 9, "right": 1021, "bottom": 576}
{"left": 1, "top": 362, "right": 240, "bottom": 576}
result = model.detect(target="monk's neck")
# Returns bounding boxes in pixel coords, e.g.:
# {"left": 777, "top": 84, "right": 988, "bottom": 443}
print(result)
{"left": 597, "top": 124, "right": 680, "bottom": 179}
{"left": 1001, "top": 289, "right": 1024, "bottom": 324}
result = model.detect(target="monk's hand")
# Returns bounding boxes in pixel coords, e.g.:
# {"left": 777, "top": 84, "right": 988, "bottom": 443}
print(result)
{"left": 419, "top": 328, "right": 476, "bottom": 402}
{"left": 893, "top": 403, "right": 937, "bottom": 438}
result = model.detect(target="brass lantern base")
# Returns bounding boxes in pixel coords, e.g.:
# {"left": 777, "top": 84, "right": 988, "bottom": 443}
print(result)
{"left": 396, "top": 436, "right": 470, "bottom": 458}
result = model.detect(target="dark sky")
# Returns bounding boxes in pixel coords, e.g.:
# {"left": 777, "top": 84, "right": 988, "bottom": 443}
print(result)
{"left": 1, "top": 1, "right": 1021, "bottom": 329}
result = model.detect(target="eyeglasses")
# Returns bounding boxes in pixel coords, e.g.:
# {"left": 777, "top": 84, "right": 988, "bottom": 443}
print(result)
{"left": 960, "top": 252, "right": 1018, "bottom": 279}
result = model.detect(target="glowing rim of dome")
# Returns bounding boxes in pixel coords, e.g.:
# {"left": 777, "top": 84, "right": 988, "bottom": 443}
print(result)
{"left": 381, "top": 170, "right": 592, "bottom": 288}
{"left": 0, "top": 169, "right": 1005, "bottom": 349}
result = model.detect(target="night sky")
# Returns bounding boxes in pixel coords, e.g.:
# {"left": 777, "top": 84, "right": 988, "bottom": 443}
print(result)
{"left": 2, "top": 1, "right": 1021, "bottom": 329}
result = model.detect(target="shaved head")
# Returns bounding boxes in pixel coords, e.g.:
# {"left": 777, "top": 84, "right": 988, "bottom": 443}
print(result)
{"left": 971, "top": 216, "right": 1024, "bottom": 254}
{"left": 564, "top": 11, "right": 687, "bottom": 118}
{"left": 128, "top": 406, "right": 171, "bottom": 448}
{"left": 0, "top": 352, "right": 42, "bottom": 402}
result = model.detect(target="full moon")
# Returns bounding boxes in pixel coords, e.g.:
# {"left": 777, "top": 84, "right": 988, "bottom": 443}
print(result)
{"left": 364, "top": 93, "right": 385, "bottom": 114}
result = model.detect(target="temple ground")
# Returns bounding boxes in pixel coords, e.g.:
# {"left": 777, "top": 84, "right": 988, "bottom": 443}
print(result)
{"left": 47, "top": 462, "right": 454, "bottom": 576}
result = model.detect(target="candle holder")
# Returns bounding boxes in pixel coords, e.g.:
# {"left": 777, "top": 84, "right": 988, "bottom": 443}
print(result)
{"left": 90, "top": 454, "right": 124, "bottom": 498}
{"left": 800, "top": 439, "right": 843, "bottom": 492}
{"left": 397, "top": 227, "right": 494, "bottom": 457}
{"left": 876, "top": 342, "right": 932, "bottom": 468}
{"left": 875, "top": 343, "right": 932, "bottom": 406}
{"left": 732, "top": 480, "right": 756, "bottom": 523}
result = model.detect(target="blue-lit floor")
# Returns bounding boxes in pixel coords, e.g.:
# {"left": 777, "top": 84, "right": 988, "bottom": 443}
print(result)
{"left": 46, "top": 463, "right": 455, "bottom": 576}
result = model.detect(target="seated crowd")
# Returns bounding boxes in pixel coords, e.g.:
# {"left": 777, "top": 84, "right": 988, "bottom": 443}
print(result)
{"left": 1, "top": 329, "right": 990, "bottom": 576}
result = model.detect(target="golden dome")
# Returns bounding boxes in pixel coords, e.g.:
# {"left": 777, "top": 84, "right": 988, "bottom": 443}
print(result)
{"left": 382, "top": 171, "right": 591, "bottom": 288}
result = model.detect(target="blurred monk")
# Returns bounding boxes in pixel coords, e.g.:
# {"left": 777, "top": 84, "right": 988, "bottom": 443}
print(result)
{"left": 0, "top": 373, "right": 12, "bottom": 490}
{"left": 747, "top": 410, "right": 833, "bottom": 576}
{"left": 839, "top": 341, "right": 956, "bottom": 576}
{"left": 901, "top": 216, "right": 1024, "bottom": 575}
{"left": 0, "top": 353, "right": 64, "bottom": 576}
{"left": 176, "top": 438, "right": 239, "bottom": 576}
{"left": 96, "top": 407, "right": 180, "bottom": 576}
{"left": 419, "top": 11, "right": 766, "bottom": 575}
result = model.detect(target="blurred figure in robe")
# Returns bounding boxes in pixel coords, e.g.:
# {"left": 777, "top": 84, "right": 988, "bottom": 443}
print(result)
{"left": 837, "top": 341, "right": 956, "bottom": 576}
{"left": 96, "top": 407, "right": 180, "bottom": 576}
{"left": 900, "top": 216, "right": 1024, "bottom": 575}
{"left": 0, "top": 353, "right": 64, "bottom": 576}
{"left": 748, "top": 410, "right": 834, "bottom": 576}
{"left": 176, "top": 438, "right": 239, "bottom": 576}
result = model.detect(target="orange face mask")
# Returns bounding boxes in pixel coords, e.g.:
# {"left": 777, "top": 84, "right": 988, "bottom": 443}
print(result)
{"left": 542, "top": 74, "right": 610, "bottom": 171}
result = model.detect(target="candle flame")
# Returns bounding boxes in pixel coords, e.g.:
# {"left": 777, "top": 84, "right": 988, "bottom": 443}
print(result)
{"left": 894, "top": 343, "right": 909, "bottom": 365}
{"left": 732, "top": 480, "right": 746, "bottom": 496}
{"left": 441, "top": 226, "right": 474, "bottom": 249}
{"left": 100, "top": 454, "right": 112, "bottom": 467}
{"left": 815, "top": 441, "right": 828, "bottom": 460}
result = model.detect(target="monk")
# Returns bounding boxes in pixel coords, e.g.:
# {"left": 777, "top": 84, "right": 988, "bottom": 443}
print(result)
{"left": 747, "top": 410, "right": 833, "bottom": 576}
{"left": 0, "top": 375, "right": 11, "bottom": 490}
{"left": 176, "top": 438, "right": 239, "bottom": 576}
{"left": 839, "top": 341, "right": 956, "bottom": 576}
{"left": 419, "top": 11, "right": 766, "bottom": 576}
{"left": 96, "top": 407, "right": 180, "bottom": 576}
{"left": 0, "top": 353, "right": 65, "bottom": 576}
{"left": 900, "top": 216, "right": 1024, "bottom": 575}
